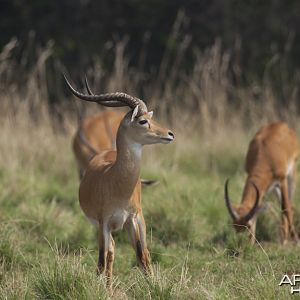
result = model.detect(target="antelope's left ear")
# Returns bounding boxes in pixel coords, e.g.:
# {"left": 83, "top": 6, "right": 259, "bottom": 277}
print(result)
{"left": 148, "top": 111, "right": 153, "bottom": 118}
{"left": 131, "top": 106, "right": 139, "bottom": 122}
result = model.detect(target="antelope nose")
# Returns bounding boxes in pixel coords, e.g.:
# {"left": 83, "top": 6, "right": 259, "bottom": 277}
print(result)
{"left": 168, "top": 131, "right": 174, "bottom": 139}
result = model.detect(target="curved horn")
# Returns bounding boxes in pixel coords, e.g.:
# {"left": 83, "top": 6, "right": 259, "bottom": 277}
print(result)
{"left": 84, "top": 76, "right": 93, "bottom": 95}
{"left": 64, "top": 74, "right": 148, "bottom": 114}
{"left": 84, "top": 77, "right": 133, "bottom": 108}
{"left": 224, "top": 179, "right": 240, "bottom": 221}
{"left": 242, "top": 182, "right": 260, "bottom": 223}
{"left": 83, "top": 76, "right": 128, "bottom": 107}
{"left": 64, "top": 74, "right": 127, "bottom": 107}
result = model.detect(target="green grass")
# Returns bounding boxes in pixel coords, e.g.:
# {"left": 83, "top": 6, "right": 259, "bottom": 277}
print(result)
{"left": 0, "top": 123, "right": 300, "bottom": 299}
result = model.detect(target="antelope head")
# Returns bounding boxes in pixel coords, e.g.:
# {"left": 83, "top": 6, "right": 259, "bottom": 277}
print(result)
{"left": 64, "top": 75, "right": 174, "bottom": 146}
{"left": 224, "top": 179, "right": 260, "bottom": 234}
{"left": 122, "top": 107, "right": 174, "bottom": 145}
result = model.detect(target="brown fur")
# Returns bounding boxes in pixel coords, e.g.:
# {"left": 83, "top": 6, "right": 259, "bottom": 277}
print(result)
{"left": 73, "top": 111, "right": 124, "bottom": 177}
{"left": 79, "top": 110, "right": 174, "bottom": 289}
{"left": 227, "top": 122, "right": 299, "bottom": 244}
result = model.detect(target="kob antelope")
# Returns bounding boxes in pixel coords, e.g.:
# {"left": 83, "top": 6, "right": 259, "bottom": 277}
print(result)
{"left": 64, "top": 75, "right": 174, "bottom": 288}
{"left": 225, "top": 122, "right": 299, "bottom": 244}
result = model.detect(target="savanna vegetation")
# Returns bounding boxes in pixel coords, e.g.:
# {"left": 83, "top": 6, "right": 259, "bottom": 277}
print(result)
{"left": 0, "top": 31, "right": 300, "bottom": 299}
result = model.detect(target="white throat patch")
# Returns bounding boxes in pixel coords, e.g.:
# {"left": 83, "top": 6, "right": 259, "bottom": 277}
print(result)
{"left": 130, "top": 142, "right": 142, "bottom": 158}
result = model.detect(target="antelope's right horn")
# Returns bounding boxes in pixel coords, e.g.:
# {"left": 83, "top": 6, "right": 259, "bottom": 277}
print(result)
{"left": 242, "top": 182, "right": 260, "bottom": 223}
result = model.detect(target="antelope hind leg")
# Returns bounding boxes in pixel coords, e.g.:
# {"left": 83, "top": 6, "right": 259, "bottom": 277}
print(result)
{"left": 125, "top": 215, "right": 151, "bottom": 274}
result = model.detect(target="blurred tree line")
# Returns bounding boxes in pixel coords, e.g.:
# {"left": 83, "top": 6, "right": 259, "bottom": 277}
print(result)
{"left": 1, "top": 0, "right": 300, "bottom": 83}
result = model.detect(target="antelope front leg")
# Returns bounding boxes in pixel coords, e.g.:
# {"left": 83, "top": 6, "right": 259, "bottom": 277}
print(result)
{"left": 125, "top": 214, "right": 151, "bottom": 274}
{"left": 248, "top": 217, "right": 257, "bottom": 245}
{"left": 106, "top": 235, "right": 115, "bottom": 290}
{"left": 280, "top": 180, "right": 298, "bottom": 244}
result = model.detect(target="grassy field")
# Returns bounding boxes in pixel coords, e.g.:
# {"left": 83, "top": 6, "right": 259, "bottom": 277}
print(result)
{"left": 1, "top": 110, "right": 300, "bottom": 300}
{"left": 1, "top": 40, "right": 300, "bottom": 299}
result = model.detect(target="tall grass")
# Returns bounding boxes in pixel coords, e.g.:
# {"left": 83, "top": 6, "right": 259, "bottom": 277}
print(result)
{"left": 1, "top": 36, "right": 300, "bottom": 299}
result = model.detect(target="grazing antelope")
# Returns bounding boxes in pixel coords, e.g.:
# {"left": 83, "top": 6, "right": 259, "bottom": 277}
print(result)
{"left": 225, "top": 122, "right": 299, "bottom": 244}
{"left": 73, "top": 110, "right": 124, "bottom": 178}
{"left": 64, "top": 75, "right": 174, "bottom": 289}
{"left": 73, "top": 80, "right": 158, "bottom": 186}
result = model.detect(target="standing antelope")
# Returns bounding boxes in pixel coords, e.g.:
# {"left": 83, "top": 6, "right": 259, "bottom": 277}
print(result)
{"left": 64, "top": 75, "right": 174, "bottom": 289}
{"left": 225, "top": 122, "right": 299, "bottom": 244}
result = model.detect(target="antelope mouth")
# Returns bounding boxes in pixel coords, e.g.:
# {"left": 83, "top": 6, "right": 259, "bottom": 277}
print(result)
{"left": 160, "top": 137, "right": 174, "bottom": 143}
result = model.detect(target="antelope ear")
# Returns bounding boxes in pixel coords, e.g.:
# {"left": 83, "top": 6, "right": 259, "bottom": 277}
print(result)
{"left": 148, "top": 111, "right": 153, "bottom": 118}
{"left": 131, "top": 105, "right": 139, "bottom": 122}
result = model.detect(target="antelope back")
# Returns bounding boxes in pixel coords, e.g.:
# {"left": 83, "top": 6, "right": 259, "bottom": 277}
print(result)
{"left": 73, "top": 111, "right": 125, "bottom": 171}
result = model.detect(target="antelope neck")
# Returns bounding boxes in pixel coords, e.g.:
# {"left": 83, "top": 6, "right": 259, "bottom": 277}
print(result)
{"left": 112, "top": 129, "right": 142, "bottom": 186}
{"left": 240, "top": 175, "right": 269, "bottom": 209}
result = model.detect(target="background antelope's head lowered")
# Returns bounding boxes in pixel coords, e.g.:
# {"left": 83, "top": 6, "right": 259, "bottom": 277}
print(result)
{"left": 224, "top": 179, "right": 260, "bottom": 234}
{"left": 64, "top": 75, "right": 174, "bottom": 146}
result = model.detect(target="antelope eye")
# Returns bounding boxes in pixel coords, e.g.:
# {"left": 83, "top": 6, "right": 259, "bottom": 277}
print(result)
{"left": 139, "top": 120, "right": 148, "bottom": 125}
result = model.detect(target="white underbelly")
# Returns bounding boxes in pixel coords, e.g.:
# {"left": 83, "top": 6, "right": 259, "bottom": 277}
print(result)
{"left": 108, "top": 209, "right": 130, "bottom": 232}
{"left": 267, "top": 180, "right": 280, "bottom": 194}
{"left": 87, "top": 209, "right": 130, "bottom": 232}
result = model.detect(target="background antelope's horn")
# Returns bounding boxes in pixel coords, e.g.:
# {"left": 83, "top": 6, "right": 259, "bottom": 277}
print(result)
{"left": 224, "top": 179, "right": 240, "bottom": 221}
{"left": 242, "top": 182, "right": 260, "bottom": 222}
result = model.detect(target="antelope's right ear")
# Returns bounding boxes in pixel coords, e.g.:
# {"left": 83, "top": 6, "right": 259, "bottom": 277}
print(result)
{"left": 131, "top": 105, "right": 139, "bottom": 122}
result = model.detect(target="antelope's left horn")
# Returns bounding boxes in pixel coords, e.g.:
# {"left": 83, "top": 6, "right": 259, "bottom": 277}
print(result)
{"left": 224, "top": 179, "right": 240, "bottom": 221}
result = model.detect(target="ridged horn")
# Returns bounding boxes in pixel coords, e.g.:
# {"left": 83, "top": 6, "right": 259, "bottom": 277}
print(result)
{"left": 64, "top": 74, "right": 148, "bottom": 115}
